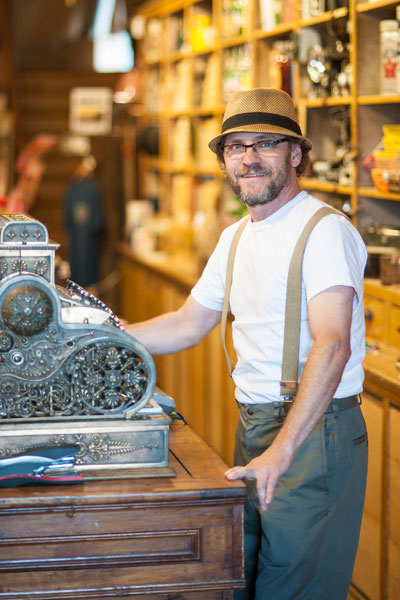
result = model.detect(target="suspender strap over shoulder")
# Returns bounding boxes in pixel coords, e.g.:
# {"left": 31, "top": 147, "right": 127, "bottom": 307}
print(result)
{"left": 221, "top": 206, "right": 344, "bottom": 397}
{"left": 221, "top": 216, "right": 250, "bottom": 376}
{"left": 280, "top": 206, "right": 340, "bottom": 397}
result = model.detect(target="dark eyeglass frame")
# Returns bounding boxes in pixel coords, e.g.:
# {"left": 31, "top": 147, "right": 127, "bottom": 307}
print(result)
{"left": 222, "top": 137, "right": 291, "bottom": 157}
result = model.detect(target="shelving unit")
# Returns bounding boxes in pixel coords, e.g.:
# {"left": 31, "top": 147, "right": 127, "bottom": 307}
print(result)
{"left": 135, "top": 0, "right": 400, "bottom": 239}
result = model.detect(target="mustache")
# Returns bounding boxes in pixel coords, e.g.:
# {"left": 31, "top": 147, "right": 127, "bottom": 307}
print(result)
{"left": 236, "top": 164, "right": 272, "bottom": 177}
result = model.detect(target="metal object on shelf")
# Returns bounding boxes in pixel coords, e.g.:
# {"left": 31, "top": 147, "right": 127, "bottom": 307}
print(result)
{"left": 0, "top": 214, "right": 172, "bottom": 476}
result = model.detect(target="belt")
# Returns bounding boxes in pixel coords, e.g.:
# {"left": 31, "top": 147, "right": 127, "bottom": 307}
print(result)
{"left": 237, "top": 395, "right": 360, "bottom": 416}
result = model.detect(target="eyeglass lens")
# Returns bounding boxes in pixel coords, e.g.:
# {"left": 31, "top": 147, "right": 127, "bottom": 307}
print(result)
{"left": 223, "top": 138, "right": 289, "bottom": 158}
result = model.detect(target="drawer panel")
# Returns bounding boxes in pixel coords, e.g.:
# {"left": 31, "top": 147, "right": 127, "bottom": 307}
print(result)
{"left": 364, "top": 295, "right": 385, "bottom": 342}
{"left": 0, "top": 501, "right": 244, "bottom": 596}
{"left": 0, "top": 527, "right": 201, "bottom": 570}
{"left": 387, "top": 304, "right": 400, "bottom": 350}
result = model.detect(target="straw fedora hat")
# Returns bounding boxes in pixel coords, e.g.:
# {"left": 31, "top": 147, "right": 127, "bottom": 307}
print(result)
{"left": 208, "top": 88, "right": 312, "bottom": 153}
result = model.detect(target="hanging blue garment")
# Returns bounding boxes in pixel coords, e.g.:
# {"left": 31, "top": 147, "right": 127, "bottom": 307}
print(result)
{"left": 64, "top": 176, "right": 104, "bottom": 287}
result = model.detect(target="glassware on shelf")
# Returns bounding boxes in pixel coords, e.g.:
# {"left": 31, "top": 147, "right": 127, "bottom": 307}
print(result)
{"left": 379, "top": 19, "right": 399, "bottom": 95}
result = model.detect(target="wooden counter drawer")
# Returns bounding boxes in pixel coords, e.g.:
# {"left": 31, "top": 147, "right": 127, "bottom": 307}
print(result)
{"left": 0, "top": 499, "right": 243, "bottom": 597}
{"left": 364, "top": 295, "right": 385, "bottom": 342}
{"left": 387, "top": 304, "right": 400, "bottom": 350}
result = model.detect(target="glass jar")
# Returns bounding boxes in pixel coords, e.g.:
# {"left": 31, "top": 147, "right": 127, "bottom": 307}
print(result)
{"left": 379, "top": 19, "right": 399, "bottom": 95}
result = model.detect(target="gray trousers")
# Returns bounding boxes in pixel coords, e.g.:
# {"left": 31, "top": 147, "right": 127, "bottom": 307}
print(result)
{"left": 234, "top": 397, "right": 368, "bottom": 600}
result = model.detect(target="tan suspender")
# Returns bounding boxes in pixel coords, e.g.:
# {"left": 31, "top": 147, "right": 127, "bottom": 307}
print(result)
{"left": 220, "top": 206, "right": 343, "bottom": 398}
{"left": 221, "top": 216, "right": 250, "bottom": 376}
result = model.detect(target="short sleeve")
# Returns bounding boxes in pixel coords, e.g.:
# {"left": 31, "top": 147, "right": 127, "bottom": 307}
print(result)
{"left": 191, "top": 221, "right": 244, "bottom": 311}
{"left": 302, "top": 215, "right": 367, "bottom": 303}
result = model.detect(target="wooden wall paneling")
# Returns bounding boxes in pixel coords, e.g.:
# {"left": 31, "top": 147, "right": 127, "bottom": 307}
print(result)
{"left": 184, "top": 341, "right": 207, "bottom": 440}
{"left": 203, "top": 325, "right": 226, "bottom": 461}
{"left": 364, "top": 294, "right": 386, "bottom": 343}
{"left": 389, "top": 404, "right": 400, "bottom": 599}
{"left": 380, "top": 396, "right": 390, "bottom": 600}
{"left": 119, "top": 259, "right": 136, "bottom": 322}
{"left": 387, "top": 304, "right": 400, "bottom": 350}
{"left": 219, "top": 319, "right": 238, "bottom": 466}
{"left": 352, "top": 391, "right": 383, "bottom": 600}
{"left": 155, "top": 279, "right": 181, "bottom": 400}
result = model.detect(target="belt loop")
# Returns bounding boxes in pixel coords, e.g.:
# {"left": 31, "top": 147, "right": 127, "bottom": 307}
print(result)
{"left": 331, "top": 399, "right": 339, "bottom": 414}
{"left": 357, "top": 394, "right": 362, "bottom": 406}
{"left": 273, "top": 402, "right": 283, "bottom": 421}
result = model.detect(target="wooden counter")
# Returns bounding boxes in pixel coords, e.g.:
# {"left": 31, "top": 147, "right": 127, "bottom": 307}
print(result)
{"left": 0, "top": 420, "right": 246, "bottom": 600}
{"left": 351, "top": 343, "right": 400, "bottom": 600}
{"left": 364, "top": 278, "right": 400, "bottom": 350}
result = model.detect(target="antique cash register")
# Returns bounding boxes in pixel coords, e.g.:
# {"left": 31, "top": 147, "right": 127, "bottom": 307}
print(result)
{"left": 0, "top": 213, "right": 173, "bottom": 481}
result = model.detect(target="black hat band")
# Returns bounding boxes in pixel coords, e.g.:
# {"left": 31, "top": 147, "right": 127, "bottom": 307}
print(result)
{"left": 222, "top": 112, "right": 302, "bottom": 136}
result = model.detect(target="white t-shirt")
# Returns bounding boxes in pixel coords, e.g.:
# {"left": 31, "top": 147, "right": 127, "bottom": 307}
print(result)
{"left": 191, "top": 191, "right": 367, "bottom": 404}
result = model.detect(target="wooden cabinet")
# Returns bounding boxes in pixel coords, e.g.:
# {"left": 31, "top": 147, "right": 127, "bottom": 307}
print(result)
{"left": 351, "top": 343, "right": 400, "bottom": 600}
{"left": 351, "top": 279, "right": 400, "bottom": 598}
{"left": 134, "top": 0, "right": 400, "bottom": 239}
{"left": 351, "top": 391, "right": 383, "bottom": 600}
{"left": 364, "top": 293, "right": 386, "bottom": 342}
{"left": 364, "top": 278, "right": 400, "bottom": 350}
{"left": 0, "top": 420, "right": 246, "bottom": 600}
{"left": 388, "top": 303, "right": 400, "bottom": 349}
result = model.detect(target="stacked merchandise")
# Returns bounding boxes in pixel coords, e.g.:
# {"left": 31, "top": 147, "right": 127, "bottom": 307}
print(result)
{"left": 370, "top": 125, "right": 400, "bottom": 194}
{"left": 170, "top": 117, "right": 191, "bottom": 168}
{"left": 379, "top": 10, "right": 400, "bottom": 95}
{"left": 170, "top": 60, "right": 192, "bottom": 112}
{"left": 193, "top": 117, "right": 220, "bottom": 170}
{"left": 188, "top": 8, "right": 215, "bottom": 51}
{"left": 259, "top": 0, "right": 296, "bottom": 30}
{"left": 222, "top": 44, "right": 252, "bottom": 102}
{"left": 221, "top": 0, "right": 251, "bottom": 37}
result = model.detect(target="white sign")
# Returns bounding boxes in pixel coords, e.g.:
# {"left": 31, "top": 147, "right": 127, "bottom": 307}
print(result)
{"left": 69, "top": 87, "right": 113, "bottom": 135}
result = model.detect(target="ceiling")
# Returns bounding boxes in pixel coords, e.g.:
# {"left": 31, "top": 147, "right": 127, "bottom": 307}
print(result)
{"left": 10, "top": 0, "right": 146, "bottom": 71}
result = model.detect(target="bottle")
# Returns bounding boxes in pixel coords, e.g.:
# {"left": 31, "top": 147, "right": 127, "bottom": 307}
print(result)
{"left": 379, "top": 20, "right": 399, "bottom": 95}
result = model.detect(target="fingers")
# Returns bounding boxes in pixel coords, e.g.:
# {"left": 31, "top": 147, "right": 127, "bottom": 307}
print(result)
{"left": 257, "top": 472, "right": 279, "bottom": 511}
{"left": 265, "top": 473, "right": 279, "bottom": 506}
{"left": 225, "top": 464, "right": 279, "bottom": 512}
{"left": 224, "top": 466, "right": 250, "bottom": 481}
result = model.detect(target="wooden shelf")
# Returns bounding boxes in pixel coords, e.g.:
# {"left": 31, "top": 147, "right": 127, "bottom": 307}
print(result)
{"left": 253, "top": 23, "right": 295, "bottom": 39}
{"left": 358, "top": 187, "right": 400, "bottom": 202}
{"left": 357, "top": 94, "right": 400, "bottom": 105}
{"left": 300, "top": 96, "right": 353, "bottom": 107}
{"left": 356, "top": 0, "right": 400, "bottom": 13}
{"left": 301, "top": 178, "right": 352, "bottom": 196}
{"left": 298, "top": 6, "right": 348, "bottom": 27}
{"left": 220, "top": 33, "right": 253, "bottom": 48}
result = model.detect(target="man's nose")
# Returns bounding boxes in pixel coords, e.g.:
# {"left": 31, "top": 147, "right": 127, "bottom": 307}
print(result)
{"left": 242, "top": 145, "right": 261, "bottom": 163}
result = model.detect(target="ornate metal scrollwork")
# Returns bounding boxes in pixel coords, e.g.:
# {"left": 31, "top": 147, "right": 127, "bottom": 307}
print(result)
{"left": 2, "top": 285, "right": 53, "bottom": 336}
{"left": 0, "top": 215, "right": 157, "bottom": 422}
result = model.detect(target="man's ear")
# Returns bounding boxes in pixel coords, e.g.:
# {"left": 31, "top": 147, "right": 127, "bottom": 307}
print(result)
{"left": 291, "top": 143, "right": 302, "bottom": 168}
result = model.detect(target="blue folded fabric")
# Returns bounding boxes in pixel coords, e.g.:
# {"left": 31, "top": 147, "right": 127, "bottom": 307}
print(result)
{"left": 0, "top": 445, "right": 83, "bottom": 487}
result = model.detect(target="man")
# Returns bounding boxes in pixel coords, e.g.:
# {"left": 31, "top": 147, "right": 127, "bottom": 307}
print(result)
{"left": 126, "top": 88, "right": 368, "bottom": 599}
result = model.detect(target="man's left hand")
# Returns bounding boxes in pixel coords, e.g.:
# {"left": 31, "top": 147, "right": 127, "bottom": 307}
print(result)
{"left": 224, "top": 444, "right": 293, "bottom": 511}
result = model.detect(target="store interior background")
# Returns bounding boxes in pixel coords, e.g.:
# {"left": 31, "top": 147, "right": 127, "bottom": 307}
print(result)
{"left": 0, "top": 2, "right": 400, "bottom": 598}
{"left": 0, "top": 0, "right": 146, "bottom": 311}
{"left": 1, "top": 0, "right": 399, "bottom": 305}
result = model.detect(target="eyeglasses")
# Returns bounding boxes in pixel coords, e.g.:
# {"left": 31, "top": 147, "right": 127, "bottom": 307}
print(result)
{"left": 222, "top": 137, "right": 291, "bottom": 159}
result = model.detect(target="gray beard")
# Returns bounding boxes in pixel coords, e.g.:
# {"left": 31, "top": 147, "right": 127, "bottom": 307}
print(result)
{"left": 232, "top": 180, "right": 284, "bottom": 206}
{"left": 228, "top": 153, "right": 291, "bottom": 207}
